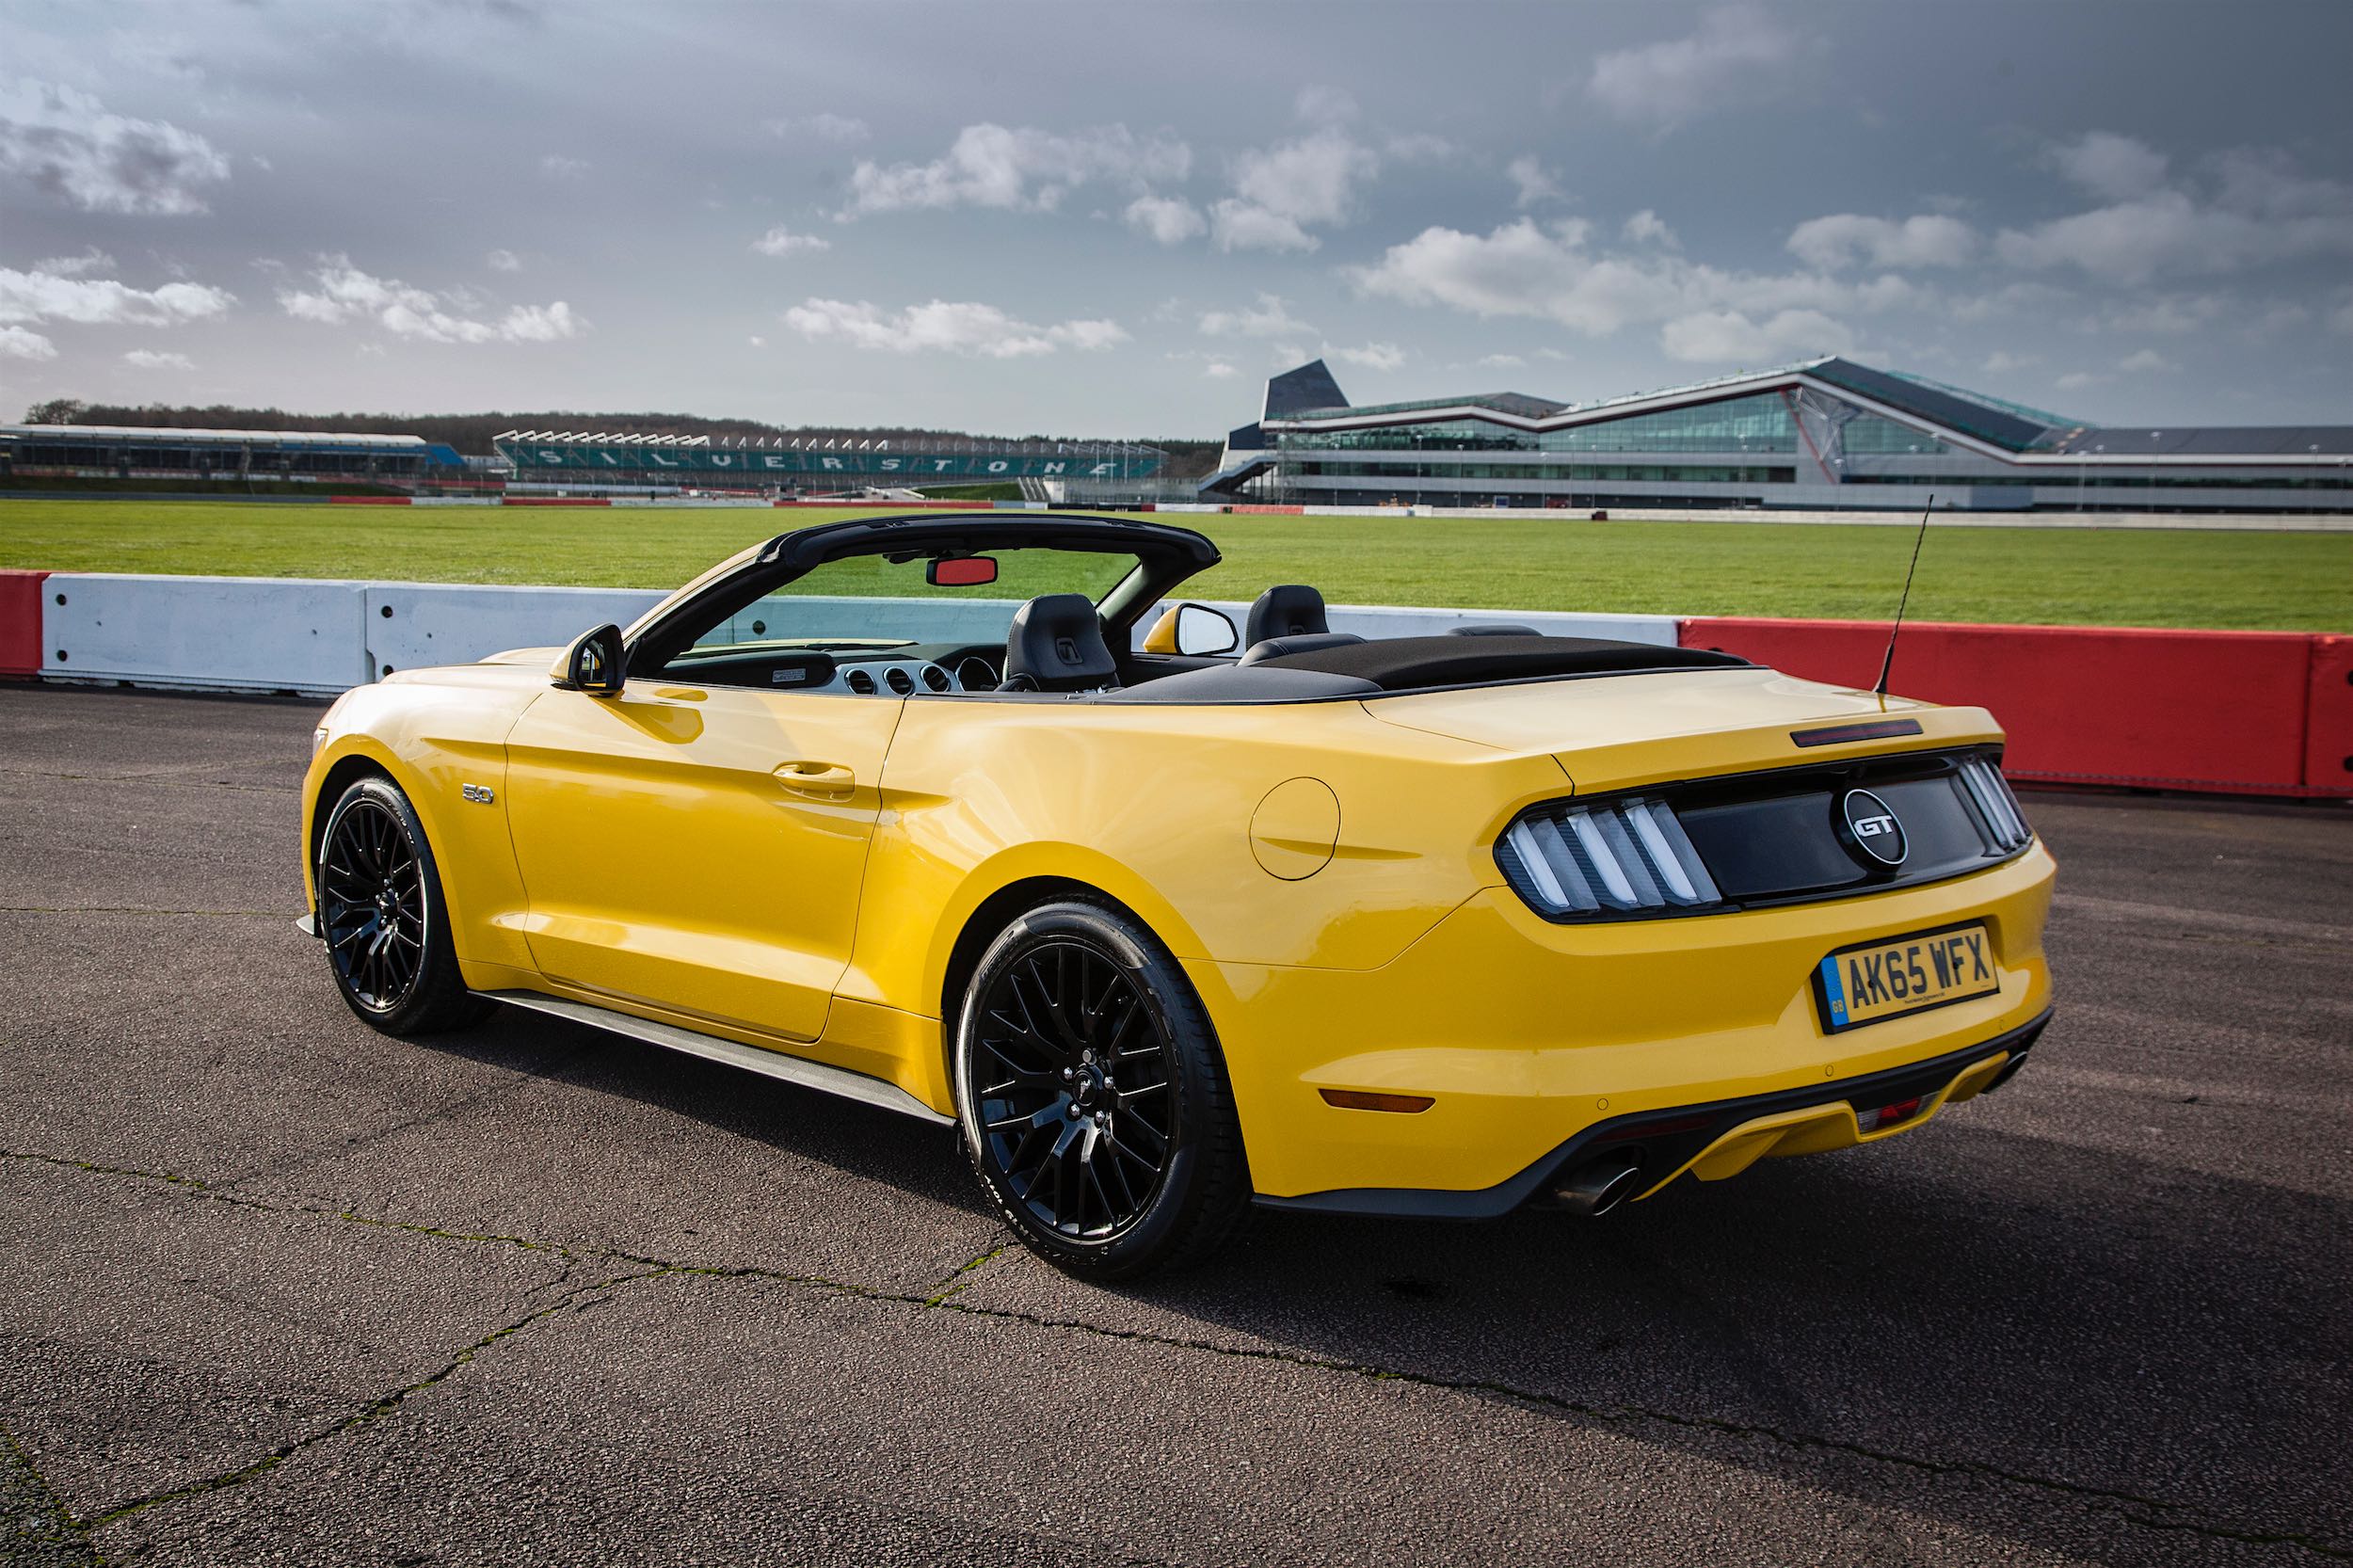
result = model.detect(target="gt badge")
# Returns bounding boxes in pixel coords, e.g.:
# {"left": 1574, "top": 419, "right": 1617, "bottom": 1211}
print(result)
{"left": 1840, "top": 788, "right": 1906, "bottom": 868}
{"left": 461, "top": 783, "right": 495, "bottom": 805}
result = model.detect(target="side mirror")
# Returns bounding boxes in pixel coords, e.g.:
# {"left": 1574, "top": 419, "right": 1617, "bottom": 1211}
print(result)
{"left": 551, "top": 623, "right": 627, "bottom": 696}
{"left": 1174, "top": 602, "right": 1239, "bottom": 657}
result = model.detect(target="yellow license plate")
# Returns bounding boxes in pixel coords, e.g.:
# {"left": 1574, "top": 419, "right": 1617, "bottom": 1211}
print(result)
{"left": 1815, "top": 922, "right": 1999, "bottom": 1032}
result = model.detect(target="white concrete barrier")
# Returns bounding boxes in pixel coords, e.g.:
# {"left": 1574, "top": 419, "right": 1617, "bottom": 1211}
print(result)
{"left": 363, "top": 583, "right": 668, "bottom": 679}
{"left": 32, "top": 573, "right": 1687, "bottom": 695}
{"left": 42, "top": 573, "right": 371, "bottom": 695}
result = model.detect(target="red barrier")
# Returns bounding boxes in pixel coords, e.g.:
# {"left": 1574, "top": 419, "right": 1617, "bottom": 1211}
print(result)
{"left": 2307, "top": 636, "right": 2353, "bottom": 796}
{"left": 1679, "top": 617, "right": 2348, "bottom": 797}
{"left": 329, "top": 495, "right": 413, "bottom": 504}
{"left": 0, "top": 568, "right": 49, "bottom": 678}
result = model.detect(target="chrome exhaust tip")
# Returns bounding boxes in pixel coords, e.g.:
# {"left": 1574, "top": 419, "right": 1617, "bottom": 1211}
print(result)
{"left": 1550, "top": 1153, "right": 1644, "bottom": 1218}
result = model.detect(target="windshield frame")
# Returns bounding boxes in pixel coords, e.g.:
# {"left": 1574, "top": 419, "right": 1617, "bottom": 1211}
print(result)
{"left": 622, "top": 514, "right": 1219, "bottom": 680}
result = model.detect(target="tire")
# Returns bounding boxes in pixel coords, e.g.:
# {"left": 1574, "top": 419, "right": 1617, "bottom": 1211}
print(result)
{"left": 313, "top": 776, "right": 487, "bottom": 1036}
{"left": 954, "top": 897, "right": 1251, "bottom": 1281}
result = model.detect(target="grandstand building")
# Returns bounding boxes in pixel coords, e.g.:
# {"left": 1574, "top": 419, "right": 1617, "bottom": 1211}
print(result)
{"left": 495, "top": 430, "right": 1165, "bottom": 495}
{"left": 0, "top": 424, "right": 469, "bottom": 491}
{"left": 1206, "top": 359, "right": 2353, "bottom": 514}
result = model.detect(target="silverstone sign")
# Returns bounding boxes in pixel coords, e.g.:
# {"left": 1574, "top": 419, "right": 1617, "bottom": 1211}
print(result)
{"left": 504, "top": 445, "right": 1160, "bottom": 479}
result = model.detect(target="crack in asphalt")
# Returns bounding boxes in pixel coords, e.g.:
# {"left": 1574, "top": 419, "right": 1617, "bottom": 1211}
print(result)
{"left": 0, "top": 765, "right": 296, "bottom": 796}
{"left": 0, "top": 905, "right": 291, "bottom": 919}
{"left": 0, "top": 1423, "right": 106, "bottom": 1568}
{"left": 922, "top": 1241, "right": 1011, "bottom": 1305}
{"left": 8, "top": 1144, "right": 2346, "bottom": 1560}
{"left": 81, "top": 1266, "right": 671, "bottom": 1532}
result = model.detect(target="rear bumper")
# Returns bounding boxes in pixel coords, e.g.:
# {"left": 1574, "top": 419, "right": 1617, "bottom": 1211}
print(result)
{"left": 1257, "top": 1009, "right": 2048, "bottom": 1219}
{"left": 1193, "top": 843, "right": 2056, "bottom": 1203}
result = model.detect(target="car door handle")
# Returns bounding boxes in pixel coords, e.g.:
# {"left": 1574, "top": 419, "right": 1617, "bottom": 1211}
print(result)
{"left": 776, "top": 761, "right": 856, "bottom": 799}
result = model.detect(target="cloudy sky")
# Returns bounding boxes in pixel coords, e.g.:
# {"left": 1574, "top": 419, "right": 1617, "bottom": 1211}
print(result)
{"left": 2, "top": 0, "right": 2349, "bottom": 437}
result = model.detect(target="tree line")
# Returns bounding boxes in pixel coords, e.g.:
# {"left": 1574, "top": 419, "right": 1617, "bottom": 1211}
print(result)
{"left": 17, "top": 398, "right": 1224, "bottom": 475}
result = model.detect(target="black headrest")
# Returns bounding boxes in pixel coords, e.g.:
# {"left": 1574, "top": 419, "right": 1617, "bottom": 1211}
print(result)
{"left": 1002, "top": 594, "right": 1118, "bottom": 693}
{"left": 1239, "top": 632, "right": 1364, "bottom": 666}
{"left": 1447, "top": 623, "right": 1539, "bottom": 637}
{"left": 1246, "top": 584, "right": 1328, "bottom": 646}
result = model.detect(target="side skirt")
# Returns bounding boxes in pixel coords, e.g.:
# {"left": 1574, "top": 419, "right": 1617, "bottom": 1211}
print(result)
{"left": 477, "top": 988, "right": 954, "bottom": 1127}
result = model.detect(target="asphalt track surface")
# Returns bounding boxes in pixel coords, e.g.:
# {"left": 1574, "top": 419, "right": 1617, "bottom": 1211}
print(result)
{"left": 2, "top": 683, "right": 2347, "bottom": 1567}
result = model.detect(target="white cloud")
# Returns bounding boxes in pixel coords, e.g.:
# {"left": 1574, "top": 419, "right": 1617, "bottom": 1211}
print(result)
{"left": 1123, "top": 194, "right": 1205, "bottom": 245}
{"left": 1351, "top": 217, "right": 1874, "bottom": 338}
{"left": 1995, "top": 139, "right": 2353, "bottom": 282}
{"left": 2055, "top": 371, "right": 2104, "bottom": 391}
{"left": 539, "top": 154, "right": 590, "bottom": 181}
{"left": 31, "top": 247, "right": 114, "bottom": 277}
{"left": 1587, "top": 7, "right": 1807, "bottom": 128}
{"left": 766, "top": 112, "right": 870, "bottom": 145}
{"left": 0, "top": 80, "right": 230, "bottom": 215}
{"left": 0, "top": 266, "right": 233, "bottom": 328}
{"left": 0, "top": 325, "right": 56, "bottom": 360}
{"left": 747, "top": 334, "right": 766, "bottom": 348}
{"left": 1213, "top": 128, "right": 1380, "bottom": 252}
{"left": 751, "top": 224, "right": 831, "bottom": 257}
{"left": 1203, "top": 360, "right": 1238, "bottom": 378}
{"left": 2117, "top": 347, "right": 2173, "bottom": 374}
{"left": 782, "top": 297, "right": 1128, "bottom": 358}
{"left": 2049, "top": 132, "right": 2169, "bottom": 201}
{"left": 1623, "top": 209, "right": 1679, "bottom": 248}
{"left": 1786, "top": 213, "right": 1976, "bottom": 270}
{"left": 123, "top": 348, "right": 194, "bottom": 370}
{"left": 496, "top": 300, "right": 583, "bottom": 343}
{"left": 487, "top": 248, "right": 521, "bottom": 273}
{"left": 1660, "top": 307, "right": 1853, "bottom": 364}
{"left": 1209, "top": 200, "right": 1317, "bottom": 253}
{"left": 1197, "top": 294, "right": 1314, "bottom": 339}
{"left": 278, "top": 259, "right": 583, "bottom": 344}
{"left": 1477, "top": 352, "right": 1527, "bottom": 369}
{"left": 1508, "top": 154, "right": 1564, "bottom": 209}
{"left": 840, "top": 122, "right": 1189, "bottom": 217}
{"left": 1981, "top": 350, "right": 2039, "bottom": 374}
{"left": 1330, "top": 341, "right": 1407, "bottom": 372}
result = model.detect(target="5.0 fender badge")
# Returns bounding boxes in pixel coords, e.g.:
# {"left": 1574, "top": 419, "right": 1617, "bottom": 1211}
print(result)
{"left": 461, "top": 783, "right": 495, "bottom": 805}
{"left": 1840, "top": 788, "right": 1907, "bottom": 868}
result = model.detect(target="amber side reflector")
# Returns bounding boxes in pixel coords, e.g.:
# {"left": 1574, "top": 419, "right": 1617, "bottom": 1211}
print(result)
{"left": 1319, "top": 1088, "right": 1434, "bottom": 1114}
{"left": 1790, "top": 718, "right": 1924, "bottom": 747}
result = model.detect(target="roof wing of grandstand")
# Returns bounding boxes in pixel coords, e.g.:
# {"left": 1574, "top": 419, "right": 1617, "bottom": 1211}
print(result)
{"left": 1242, "top": 356, "right": 2353, "bottom": 466}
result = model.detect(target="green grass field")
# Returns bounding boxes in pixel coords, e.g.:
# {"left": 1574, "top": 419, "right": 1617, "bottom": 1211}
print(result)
{"left": 2, "top": 499, "right": 2345, "bottom": 630}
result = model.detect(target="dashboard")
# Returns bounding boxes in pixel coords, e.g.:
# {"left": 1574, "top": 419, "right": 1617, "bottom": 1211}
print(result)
{"left": 657, "top": 643, "right": 1002, "bottom": 696}
{"left": 830, "top": 655, "right": 1000, "bottom": 696}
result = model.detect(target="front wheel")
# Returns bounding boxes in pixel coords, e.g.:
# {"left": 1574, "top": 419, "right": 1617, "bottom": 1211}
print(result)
{"left": 314, "top": 776, "right": 486, "bottom": 1036}
{"left": 954, "top": 899, "right": 1250, "bottom": 1280}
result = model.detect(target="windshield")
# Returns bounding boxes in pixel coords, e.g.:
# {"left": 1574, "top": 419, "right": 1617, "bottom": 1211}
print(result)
{"left": 667, "top": 546, "right": 1143, "bottom": 661}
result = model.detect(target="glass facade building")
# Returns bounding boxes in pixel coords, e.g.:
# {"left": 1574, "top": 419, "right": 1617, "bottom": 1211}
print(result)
{"left": 1208, "top": 358, "right": 2353, "bottom": 514}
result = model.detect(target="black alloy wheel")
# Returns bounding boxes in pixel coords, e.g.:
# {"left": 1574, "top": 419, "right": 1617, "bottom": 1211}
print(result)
{"left": 320, "top": 791, "right": 425, "bottom": 1012}
{"left": 956, "top": 899, "right": 1249, "bottom": 1279}
{"left": 314, "top": 776, "right": 485, "bottom": 1035}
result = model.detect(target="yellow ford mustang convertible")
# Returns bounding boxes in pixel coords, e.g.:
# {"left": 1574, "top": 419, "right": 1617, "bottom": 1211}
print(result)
{"left": 302, "top": 514, "right": 2054, "bottom": 1277}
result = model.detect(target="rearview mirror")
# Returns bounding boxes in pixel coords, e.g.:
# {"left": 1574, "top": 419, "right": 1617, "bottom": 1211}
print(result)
{"left": 1174, "top": 602, "right": 1239, "bottom": 657}
{"left": 927, "top": 555, "right": 999, "bottom": 587}
{"left": 552, "top": 623, "right": 627, "bottom": 696}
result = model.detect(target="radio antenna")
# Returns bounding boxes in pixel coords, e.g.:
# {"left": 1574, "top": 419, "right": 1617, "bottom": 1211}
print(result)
{"left": 1874, "top": 494, "right": 1934, "bottom": 696}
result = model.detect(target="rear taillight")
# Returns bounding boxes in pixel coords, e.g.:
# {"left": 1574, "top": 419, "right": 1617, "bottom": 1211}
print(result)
{"left": 1956, "top": 755, "right": 2032, "bottom": 851}
{"left": 1498, "top": 798, "right": 1721, "bottom": 917}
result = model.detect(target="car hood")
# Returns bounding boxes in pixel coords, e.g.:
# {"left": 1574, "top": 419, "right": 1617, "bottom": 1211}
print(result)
{"left": 1361, "top": 668, "right": 2001, "bottom": 793}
